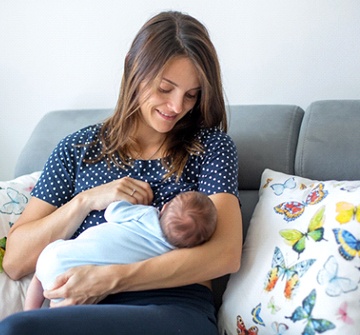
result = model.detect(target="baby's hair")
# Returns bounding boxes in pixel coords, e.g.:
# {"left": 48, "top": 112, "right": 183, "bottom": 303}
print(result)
{"left": 160, "top": 191, "right": 217, "bottom": 248}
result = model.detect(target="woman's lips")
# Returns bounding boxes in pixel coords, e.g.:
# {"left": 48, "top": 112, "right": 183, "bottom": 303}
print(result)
{"left": 157, "top": 109, "right": 176, "bottom": 121}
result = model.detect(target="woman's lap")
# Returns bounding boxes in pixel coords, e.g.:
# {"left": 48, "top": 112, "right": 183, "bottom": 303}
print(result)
{"left": 0, "top": 304, "right": 217, "bottom": 335}
{"left": 0, "top": 285, "right": 218, "bottom": 335}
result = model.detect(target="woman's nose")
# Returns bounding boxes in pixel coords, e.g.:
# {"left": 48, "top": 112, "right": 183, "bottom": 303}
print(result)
{"left": 167, "top": 94, "right": 183, "bottom": 114}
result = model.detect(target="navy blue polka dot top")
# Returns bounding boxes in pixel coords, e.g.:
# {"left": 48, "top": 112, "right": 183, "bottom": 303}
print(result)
{"left": 32, "top": 124, "right": 240, "bottom": 238}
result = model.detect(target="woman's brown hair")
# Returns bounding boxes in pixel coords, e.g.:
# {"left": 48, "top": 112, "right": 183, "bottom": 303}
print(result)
{"left": 97, "top": 11, "right": 227, "bottom": 179}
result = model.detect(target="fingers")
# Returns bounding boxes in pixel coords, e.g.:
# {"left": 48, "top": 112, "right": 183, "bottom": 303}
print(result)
{"left": 43, "top": 273, "right": 69, "bottom": 302}
{"left": 44, "top": 265, "right": 111, "bottom": 307}
{"left": 122, "top": 177, "right": 153, "bottom": 205}
{"left": 84, "top": 177, "right": 154, "bottom": 211}
{"left": 44, "top": 271, "right": 97, "bottom": 307}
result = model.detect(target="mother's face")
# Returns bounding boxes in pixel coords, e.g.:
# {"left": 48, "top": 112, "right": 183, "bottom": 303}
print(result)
{"left": 137, "top": 57, "right": 201, "bottom": 135}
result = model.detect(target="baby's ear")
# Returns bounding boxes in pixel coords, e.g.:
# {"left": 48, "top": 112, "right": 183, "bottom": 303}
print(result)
{"left": 160, "top": 203, "right": 168, "bottom": 215}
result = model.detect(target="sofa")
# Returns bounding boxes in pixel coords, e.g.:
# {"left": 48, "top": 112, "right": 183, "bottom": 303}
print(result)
{"left": 1, "top": 100, "right": 359, "bottom": 334}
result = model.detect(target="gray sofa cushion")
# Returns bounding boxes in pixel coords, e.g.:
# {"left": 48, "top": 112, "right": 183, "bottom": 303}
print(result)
{"left": 227, "top": 104, "right": 304, "bottom": 237}
{"left": 14, "top": 109, "right": 113, "bottom": 178}
{"left": 295, "top": 100, "right": 360, "bottom": 181}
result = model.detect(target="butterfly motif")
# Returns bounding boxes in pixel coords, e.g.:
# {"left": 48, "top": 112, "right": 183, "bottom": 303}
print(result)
{"left": 270, "top": 177, "right": 296, "bottom": 196}
{"left": 274, "top": 183, "right": 328, "bottom": 222}
{"left": 286, "top": 289, "right": 335, "bottom": 334}
{"left": 267, "top": 296, "right": 280, "bottom": 314}
{"left": 333, "top": 228, "right": 360, "bottom": 261}
{"left": 0, "top": 187, "right": 28, "bottom": 215}
{"left": 236, "top": 315, "right": 259, "bottom": 335}
{"left": 317, "top": 255, "right": 358, "bottom": 296}
{"left": 336, "top": 301, "right": 354, "bottom": 324}
{"left": 251, "top": 303, "right": 265, "bottom": 326}
{"left": 264, "top": 247, "right": 316, "bottom": 299}
{"left": 274, "top": 201, "right": 305, "bottom": 222}
{"left": 279, "top": 206, "right": 326, "bottom": 257}
{"left": 263, "top": 178, "right": 273, "bottom": 188}
{"left": 335, "top": 202, "right": 360, "bottom": 224}
{"left": 271, "top": 321, "right": 289, "bottom": 335}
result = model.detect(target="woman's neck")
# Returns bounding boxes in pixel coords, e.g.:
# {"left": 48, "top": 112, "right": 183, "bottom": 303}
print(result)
{"left": 132, "top": 135, "right": 167, "bottom": 160}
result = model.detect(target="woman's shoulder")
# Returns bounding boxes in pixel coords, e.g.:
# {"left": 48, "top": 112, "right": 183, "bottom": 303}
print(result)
{"left": 196, "top": 127, "right": 236, "bottom": 149}
{"left": 57, "top": 123, "right": 102, "bottom": 148}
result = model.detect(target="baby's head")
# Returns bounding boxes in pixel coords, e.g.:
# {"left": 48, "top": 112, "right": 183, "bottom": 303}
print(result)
{"left": 160, "top": 191, "right": 217, "bottom": 248}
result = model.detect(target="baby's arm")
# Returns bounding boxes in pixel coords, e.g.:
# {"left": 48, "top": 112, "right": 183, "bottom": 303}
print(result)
{"left": 105, "top": 200, "right": 150, "bottom": 223}
{"left": 24, "top": 274, "right": 45, "bottom": 310}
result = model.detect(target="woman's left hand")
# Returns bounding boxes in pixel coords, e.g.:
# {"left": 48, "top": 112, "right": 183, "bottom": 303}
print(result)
{"left": 44, "top": 265, "right": 113, "bottom": 307}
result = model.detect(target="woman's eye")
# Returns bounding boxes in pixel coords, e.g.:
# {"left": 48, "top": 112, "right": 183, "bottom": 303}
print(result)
{"left": 186, "top": 92, "right": 198, "bottom": 99}
{"left": 159, "top": 87, "right": 171, "bottom": 94}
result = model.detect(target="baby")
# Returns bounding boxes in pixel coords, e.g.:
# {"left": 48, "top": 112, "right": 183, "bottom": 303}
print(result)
{"left": 24, "top": 191, "right": 217, "bottom": 310}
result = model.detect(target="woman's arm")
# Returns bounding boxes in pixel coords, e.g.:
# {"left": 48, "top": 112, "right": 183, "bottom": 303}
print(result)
{"left": 3, "top": 197, "right": 87, "bottom": 280}
{"left": 44, "top": 192, "right": 242, "bottom": 306}
{"left": 3, "top": 177, "right": 154, "bottom": 280}
{"left": 119, "top": 193, "right": 243, "bottom": 289}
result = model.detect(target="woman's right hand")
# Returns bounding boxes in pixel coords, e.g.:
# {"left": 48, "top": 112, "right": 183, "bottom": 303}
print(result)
{"left": 82, "top": 176, "right": 154, "bottom": 212}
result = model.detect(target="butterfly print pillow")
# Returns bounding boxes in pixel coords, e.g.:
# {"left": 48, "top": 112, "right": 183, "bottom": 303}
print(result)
{"left": 0, "top": 171, "right": 42, "bottom": 320}
{"left": 218, "top": 169, "right": 360, "bottom": 335}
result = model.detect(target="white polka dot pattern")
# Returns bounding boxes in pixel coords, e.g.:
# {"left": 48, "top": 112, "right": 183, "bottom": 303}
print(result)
{"left": 32, "top": 124, "right": 239, "bottom": 237}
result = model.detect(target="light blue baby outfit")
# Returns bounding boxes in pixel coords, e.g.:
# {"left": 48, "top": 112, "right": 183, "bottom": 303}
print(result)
{"left": 36, "top": 201, "right": 174, "bottom": 292}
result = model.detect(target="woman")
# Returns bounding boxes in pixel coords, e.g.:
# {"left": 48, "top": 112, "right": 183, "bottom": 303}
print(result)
{"left": 1, "top": 11, "right": 242, "bottom": 335}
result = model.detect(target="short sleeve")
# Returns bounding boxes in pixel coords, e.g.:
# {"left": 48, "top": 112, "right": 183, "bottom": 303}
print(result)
{"left": 197, "top": 129, "right": 240, "bottom": 199}
{"left": 31, "top": 125, "right": 100, "bottom": 207}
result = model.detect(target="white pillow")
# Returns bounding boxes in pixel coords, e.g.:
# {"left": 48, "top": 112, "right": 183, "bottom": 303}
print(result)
{"left": 0, "top": 171, "right": 41, "bottom": 320}
{"left": 218, "top": 169, "right": 360, "bottom": 335}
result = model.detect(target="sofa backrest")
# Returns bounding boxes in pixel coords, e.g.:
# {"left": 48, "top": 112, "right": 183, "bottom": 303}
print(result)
{"left": 227, "top": 105, "right": 305, "bottom": 237}
{"left": 295, "top": 100, "right": 360, "bottom": 181}
{"left": 14, "top": 109, "right": 113, "bottom": 178}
